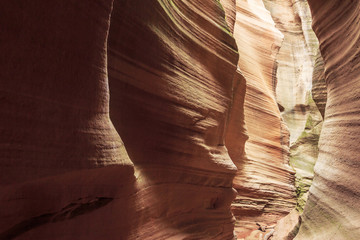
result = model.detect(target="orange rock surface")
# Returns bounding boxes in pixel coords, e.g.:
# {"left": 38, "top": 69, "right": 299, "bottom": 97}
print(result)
{"left": 230, "top": 0, "right": 296, "bottom": 237}
{"left": 108, "top": 0, "right": 240, "bottom": 238}
{"left": 0, "top": 0, "right": 243, "bottom": 239}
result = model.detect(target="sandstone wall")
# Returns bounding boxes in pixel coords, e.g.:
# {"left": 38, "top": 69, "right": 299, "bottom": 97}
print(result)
{"left": 108, "top": 0, "right": 240, "bottom": 238}
{"left": 263, "top": 0, "right": 319, "bottom": 145}
{"left": 230, "top": 1, "right": 296, "bottom": 237}
{"left": 296, "top": 1, "right": 360, "bottom": 239}
{"left": 262, "top": 0, "right": 322, "bottom": 216}
{"left": 0, "top": 1, "right": 243, "bottom": 239}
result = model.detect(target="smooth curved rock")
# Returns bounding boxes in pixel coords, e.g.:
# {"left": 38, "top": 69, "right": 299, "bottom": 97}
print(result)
{"left": 225, "top": 70, "right": 248, "bottom": 171}
{"left": 0, "top": 0, "right": 132, "bottom": 186}
{"left": 1, "top": 0, "right": 243, "bottom": 239}
{"left": 231, "top": 1, "right": 296, "bottom": 237}
{"left": 263, "top": 0, "right": 323, "bottom": 217}
{"left": 289, "top": 95, "right": 322, "bottom": 212}
{"left": 107, "top": 0, "right": 239, "bottom": 238}
{"left": 0, "top": 1, "right": 135, "bottom": 239}
{"left": 263, "top": 0, "right": 319, "bottom": 145}
{"left": 296, "top": 1, "right": 360, "bottom": 239}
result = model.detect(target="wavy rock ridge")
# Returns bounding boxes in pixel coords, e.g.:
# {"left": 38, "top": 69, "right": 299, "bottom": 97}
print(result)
{"left": 230, "top": 1, "right": 296, "bottom": 237}
{"left": 1, "top": 1, "right": 241, "bottom": 239}
{"left": 295, "top": 1, "right": 360, "bottom": 239}
{"left": 263, "top": 0, "right": 323, "bottom": 216}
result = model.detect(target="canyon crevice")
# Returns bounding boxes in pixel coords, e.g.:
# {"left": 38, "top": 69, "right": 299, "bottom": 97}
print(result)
{"left": 1, "top": 0, "right": 359, "bottom": 239}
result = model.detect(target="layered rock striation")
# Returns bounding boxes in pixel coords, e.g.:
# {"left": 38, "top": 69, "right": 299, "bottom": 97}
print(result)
{"left": 4, "top": 0, "right": 357, "bottom": 239}
{"left": 263, "top": 0, "right": 322, "bottom": 216}
{"left": 1, "top": 1, "right": 243, "bottom": 239}
{"left": 296, "top": 1, "right": 360, "bottom": 239}
{"left": 230, "top": 1, "right": 296, "bottom": 237}
{"left": 263, "top": 0, "right": 319, "bottom": 145}
{"left": 108, "top": 0, "right": 241, "bottom": 238}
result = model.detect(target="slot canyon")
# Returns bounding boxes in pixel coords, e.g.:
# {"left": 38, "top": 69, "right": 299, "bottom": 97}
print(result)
{"left": 1, "top": 0, "right": 359, "bottom": 239}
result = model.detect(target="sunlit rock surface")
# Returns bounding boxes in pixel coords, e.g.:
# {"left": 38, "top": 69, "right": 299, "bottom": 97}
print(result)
{"left": 1, "top": 1, "right": 242, "bottom": 239}
{"left": 231, "top": 1, "right": 296, "bottom": 237}
{"left": 296, "top": 1, "right": 360, "bottom": 239}
{"left": 263, "top": 0, "right": 319, "bottom": 145}
{"left": 4, "top": 0, "right": 358, "bottom": 239}
{"left": 262, "top": 0, "right": 322, "bottom": 218}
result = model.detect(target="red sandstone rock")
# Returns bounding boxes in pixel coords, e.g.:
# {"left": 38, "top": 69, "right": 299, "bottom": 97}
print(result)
{"left": 230, "top": 0, "right": 296, "bottom": 237}
{"left": 264, "top": 0, "right": 323, "bottom": 216}
{"left": 272, "top": 209, "right": 300, "bottom": 240}
{"left": 1, "top": 0, "right": 243, "bottom": 239}
{"left": 0, "top": 0, "right": 132, "bottom": 185}
{"left": 108, "top": 1, "right": 240, "bottom": 237}
{"left": 220, "top": 0, "right": 237, "bottom": 33}
{"left": 0, "top": 1, "right": 134, "bottom": 239}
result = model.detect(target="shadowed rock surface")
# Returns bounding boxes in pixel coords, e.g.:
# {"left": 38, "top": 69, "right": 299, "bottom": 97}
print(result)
{"left": 1, "top": 1, "right": 241, "bottom": 239}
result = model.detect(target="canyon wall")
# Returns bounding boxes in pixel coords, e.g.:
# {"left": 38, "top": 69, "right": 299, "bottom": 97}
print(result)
{"left": 262, "top": 0, "right": 322, "bottom": 214}
{"left": 4, "top": 1, "right": 356, "bottom": 239}
{"left": 263, "top": 0, "right": 319, "bottom": 145}
{"left": 108, "top": 0, "right": 241, "bottom": 239}
{"left": 230, "top": 1, "right": 296, "bottom": 238}
{"left": 0, "top": 1, "right": 135, "bottom": 239}
{"left": 296, "top": 1, "right": 360, "bottom": 239}
{"left": 1, "top": 1, "right": 243, "bottom": 239}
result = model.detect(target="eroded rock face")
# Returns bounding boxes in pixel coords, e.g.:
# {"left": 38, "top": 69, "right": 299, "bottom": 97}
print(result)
{"left": 312, "top": 50, "right": 327, "bottom": 118}
{"left": 263, "top": 0, "right": 319, "bottom": 145}
{"left": 0, "top": 1, "right": 135, "bottom": 239}
{"left": 289, "top": 95, "right": 322, "bottom": 213}
{"left": 0, "top": 0, "right": 132, "bottom": 186}
{"left": 230, "top": 1, "right": 296, "bottom": 237}
{"left": 108, "top": 0, "right": 240, "bottom": 238}
{"left": 263, "top": 0, "right": 322, "bottom": 215}
{"left": 296, "top": 1, "right": 360, "bottom": 239}
{"left": 1, "top": 0, "right": 243, "bottom": 239}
